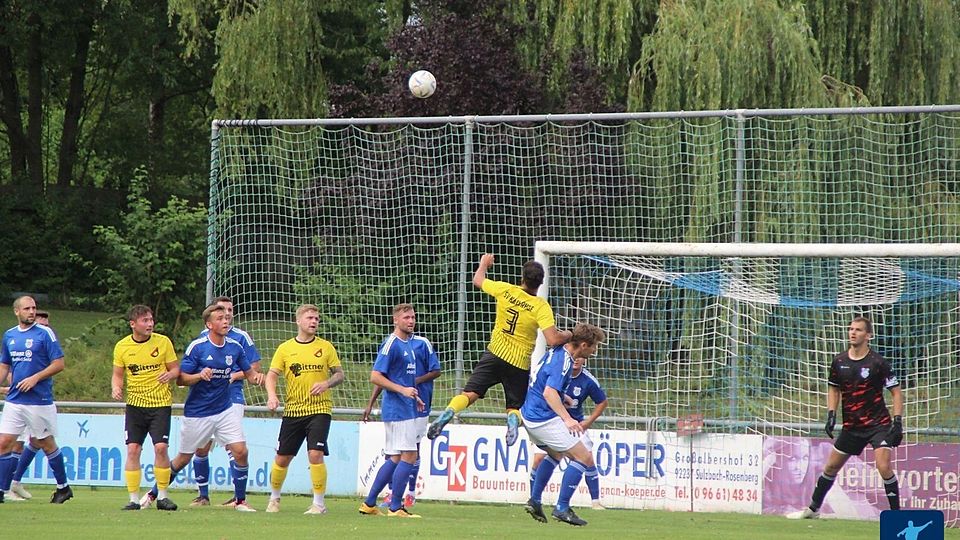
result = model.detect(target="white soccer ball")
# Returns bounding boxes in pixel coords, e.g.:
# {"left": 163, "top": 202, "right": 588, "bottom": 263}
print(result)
{"left": 408, "top": 70, "right": 437, "bottom": 99}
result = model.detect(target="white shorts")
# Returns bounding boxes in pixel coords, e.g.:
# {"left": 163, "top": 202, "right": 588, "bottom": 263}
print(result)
{"left": 533, "top": 431, "right": 594, "bottom": 455}
{"left": 206, "top": 403, "right": 244, "bottom": 444}
{"left": 384, "top": 418, "right": 423, "bottom": 455}
{"left": 415, "top": 416, "right": 428, "bottom": 439}
{"left": 0, "top": 402, "right": 58, "bottom": 440}
{"left": 180, "top": 407, "right": 245, "bottom": 454}
{"left": 521, "top": 413, "right": 580, "bottom": 453}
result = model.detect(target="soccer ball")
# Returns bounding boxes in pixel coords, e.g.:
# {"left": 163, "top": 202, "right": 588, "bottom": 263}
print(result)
{"left": 408, "top": 70, "right": 436, "bottom": 99}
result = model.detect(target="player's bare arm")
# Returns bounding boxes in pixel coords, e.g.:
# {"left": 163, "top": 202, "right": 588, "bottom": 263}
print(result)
{"left": 415, "top": 369, "right": 441, "bottom": 386}
{"left": 16, "top": 357, "right": 65, "bottom": 392}
{"left": 472, "top": 253, "right": 495, "bottom": 288}
{"left": 543, "top": 386, "right": 582, "bottom": 435}
{"left": 361, "top": 385, "right": 383, "bottom": 422}
{"left": 580, "top": 399, "right": 608, "bottom": 430}
{"left": 890, "top": 385, "right": 903, "bottom": 417}
{"left": 543, "top": 326, "right": 571, "bottom": 347}
{"left": 371, "top": 370, "right": 417, "bottom": 399}
{"left": 157, "top": 360, "right": 180, "bottom": 384}
{"left": 111, "top": 365, "right": 125, "bottom": 401}
{"left": 178, "top": 367, "right": 213, "bottom": 386}
{"left": 243, "top": 367, "right": 264, "bottom": 386}
{"left": 265, "top": 368, "right": 282, "bottom": 411}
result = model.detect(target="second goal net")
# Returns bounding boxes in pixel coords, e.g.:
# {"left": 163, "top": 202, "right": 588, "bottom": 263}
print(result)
{"left": 535, "top": 241, "right": 960, "bottom": 441}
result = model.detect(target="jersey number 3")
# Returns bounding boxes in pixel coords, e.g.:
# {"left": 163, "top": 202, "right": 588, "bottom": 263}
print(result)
{"left": 503, "top": 308, "right": 520, "bottom": 335}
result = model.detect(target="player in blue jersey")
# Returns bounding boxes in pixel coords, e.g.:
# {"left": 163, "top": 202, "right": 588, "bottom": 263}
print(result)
{"left": 0, "top": 309, "right": 51, "bottom": 502}
{"left": 0, "top": 296, "right": 73, "bottom": 504}
{"left": 361, "top": 303, "right": 441, "bottom": 509}
{"left": 188, "top": 296, "right": 261, "bottom": 507}
{"left": 529, "top": 354, "right": 608, "bottom": 509}
{"left": 140, "top": 303, "right": 263, "bottom": 512}
{"left": 359, "top": 304, "right": 440, "bottom": 519}
{"left": 521, "top": 323, "right": 605, "bottom": 526}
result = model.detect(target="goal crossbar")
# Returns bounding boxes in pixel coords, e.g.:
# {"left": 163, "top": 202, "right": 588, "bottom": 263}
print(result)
{"left": 535, "top": 242, "right": 960, "bottom": 260}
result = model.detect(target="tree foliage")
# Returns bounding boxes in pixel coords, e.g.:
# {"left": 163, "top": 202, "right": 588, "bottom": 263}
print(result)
{"left": 170, "top": 0, "right": 389, "bottom": 118}
{"left": 630, "top": 0, "right": 828, "bottom": 111}
{"left": 806, "top": 0, "right": 960, "bottom": 106}
{"left": 509, "top": 0, "right": 657, "bottom": 104}
{"left": 77, "top": 167, "right": 207, "bottom": 337}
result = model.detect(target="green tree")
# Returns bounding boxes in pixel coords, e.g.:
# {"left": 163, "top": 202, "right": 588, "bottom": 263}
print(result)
{"left": 806, "top": 0, "right": 960, "bottom": 105}
{"left": 169, "top": 0, "right": 390, "bottom": 118}
{"left": 630, "top": 0, "right": 827, "bottom": 111}
{"left": 510, "top": 0, "right": 656, "bottom": 105}
{"left": 77, "top": 167, "right": 207, "bottom": 337}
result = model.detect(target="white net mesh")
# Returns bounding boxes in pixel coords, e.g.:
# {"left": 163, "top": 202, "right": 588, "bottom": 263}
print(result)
{"left": 543, "top": 248, "right": 960, "bottom": 519}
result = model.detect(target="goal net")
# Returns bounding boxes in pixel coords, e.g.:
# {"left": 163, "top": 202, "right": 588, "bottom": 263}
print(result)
{"left": 538, "top": 241, "right": 960, "bottom": 518}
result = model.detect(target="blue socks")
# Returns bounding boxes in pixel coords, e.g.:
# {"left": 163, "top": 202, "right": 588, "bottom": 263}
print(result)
{"left": 46, "top": 448, "right": 68, "bottom": 487}
{"left": 364, "top": 459, "right": 398, "bottom": 507}
{"left": 230, "top": 462, "right": 248, "bottom": 502}
{"left": 557, "top": 460, "right": 591, "bottom": 512}
{"left": 530, "top": 455, "right": 559, "bottom": 504}
{"left": 585, "top": 465, "right": 600, "bottom": 500}
{"left": 193, "top": 456, "right": 210, "bottom": 498}
{"left": 390, "top": 461, "right": 415, "bottom": 511}
{"left": 13, "top": 445, "right": 38, "bottom": 482}
{"left": 407, "top": 458, "right": 420, "bottom": 492}
{"left": 0, "top": 452, "right": 15, "bottom": 491}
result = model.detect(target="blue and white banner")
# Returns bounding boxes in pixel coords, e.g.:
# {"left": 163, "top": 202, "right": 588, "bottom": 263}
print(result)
{"left": 15, "top": 413, "right": 359, "bottom": 495}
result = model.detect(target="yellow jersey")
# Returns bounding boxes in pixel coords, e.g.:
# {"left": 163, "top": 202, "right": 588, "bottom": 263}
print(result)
{"left": 481, "top": 279, "right": 558, "bottom": 370}
{"left": 270, "top": 336, "right": 341, "bottom": 416}
{"left": 113, "top": 332, "right": 177, "bottom": 408}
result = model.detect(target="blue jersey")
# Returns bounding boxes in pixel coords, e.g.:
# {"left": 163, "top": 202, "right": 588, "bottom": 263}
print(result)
{"left": 411, "top": 335, "right": 440, "bottom": 418}
{"left": 200, "top": 326, "right": 260, "bottom": 405}
{"left": 521, "top": 346, "right": 574, "bottom": 423}
{"left": 373, "top": 333, "right": 434, "bottom": 422}
{"left": 1, "top": 324, "right": 65, "bottom": 405}
{"left": 181, "top": 336, "right": 250, "bottom": 418}
{"left": 564, "top": 368, "right": 606, "bottom": 422}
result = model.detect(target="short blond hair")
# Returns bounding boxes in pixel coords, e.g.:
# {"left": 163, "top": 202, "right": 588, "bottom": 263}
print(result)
{"left": 12, "top": 295, "right": 33, "bottom": 310}
{"left": 570, "top": 323, "right": 605, "bottom": 346}
{"left": 296, "top": 304, "right": 319, "bottom": 319}
{"left": 393, "top": 303, "right": 414, "bottom": 315}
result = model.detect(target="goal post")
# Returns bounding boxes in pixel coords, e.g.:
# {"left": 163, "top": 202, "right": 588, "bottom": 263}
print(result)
{"left": 534, "top": 240, "right": 960, "bottom": 438}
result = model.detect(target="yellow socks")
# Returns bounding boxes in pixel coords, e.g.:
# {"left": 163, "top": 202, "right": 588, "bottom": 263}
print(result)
{"left": 449, "top": 394, "right": 471, "bottom": 413}
{"left": 124, "top": 469, "right": 141, "bottom": 495}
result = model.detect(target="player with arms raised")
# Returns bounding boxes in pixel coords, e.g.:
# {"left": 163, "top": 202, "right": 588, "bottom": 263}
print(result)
{"left": 428, "top": 254, "right": 569, "bottom": 446}
{"left": 788, "top": 316, "right": 903, "bottom": 519}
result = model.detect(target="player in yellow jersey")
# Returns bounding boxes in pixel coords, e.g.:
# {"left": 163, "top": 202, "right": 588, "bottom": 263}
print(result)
{"left": 111, "top": 305, "right": 180, "bottom": 511}
{"left": 264, "top": 304, "right": 344, "bottom": 514}
{"left": 428, "top": 253, "right": 571, "bottom": 446}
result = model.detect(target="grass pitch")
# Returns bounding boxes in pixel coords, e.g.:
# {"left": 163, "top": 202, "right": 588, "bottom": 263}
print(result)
{"left": 2, "top": 486, "right": 957, "bottom": 539}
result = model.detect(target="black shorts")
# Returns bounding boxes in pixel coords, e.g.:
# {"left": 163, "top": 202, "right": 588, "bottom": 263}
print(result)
{"left": 463, "top": 350, "right": 529, "bottom": 410}
{"left": 834, "top": 424, "right": 891, "bottom": 456}
{"left": 125, "top": 405, "right": 172, "bottom": 446}
{"left": 276, "top": 413, "right": 331, "bottom": 456}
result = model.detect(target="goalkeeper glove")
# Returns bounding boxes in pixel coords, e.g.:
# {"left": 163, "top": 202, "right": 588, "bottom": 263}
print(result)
{"left": 824, "top": 410, "right": 836, "bottom": 439}
{"left": 886, "top": 416, "right": 903, "bottom": 447}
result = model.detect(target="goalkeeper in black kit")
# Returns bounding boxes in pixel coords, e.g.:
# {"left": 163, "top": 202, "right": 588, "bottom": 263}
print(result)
{"left": 787, "top": 316, "right": 904, "bottom": 519}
